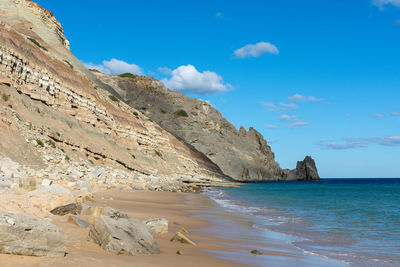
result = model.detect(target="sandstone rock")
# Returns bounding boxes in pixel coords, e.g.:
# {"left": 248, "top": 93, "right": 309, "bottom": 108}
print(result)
{"left": 170, "top": 232, "right": 197, "bottom": 246}
{"left": 28, "top": 184, "right": 74, "bottom": 211}
{"left": 88, "top": 215, "right": 161, "bottom": 255}
{"left": 18, "top": 176, "right": 37, "bottom": 192}
{"left": 143, "top": 218, "right": 168, "bottom": 235}
{"left": 131, "top": 183, "right": 144, "bottom": 191}
{"left": 50, "top": 203, "right": 81, "bottom": 216}
{"left": 0, "top": 211, "right": 66, "bottom": 257}
{"left": 101, "top": 206, "right": 129, "bottom": 219}
{"left": 67, "top": 214, "right": 89, "bottom": 228}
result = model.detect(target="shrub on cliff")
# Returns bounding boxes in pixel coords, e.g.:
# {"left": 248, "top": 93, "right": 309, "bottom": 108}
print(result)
{"left": 109, "top": 95, "right": 120, "bottom": 103}
{"left": 174, "top": 109, "right": 188, "bottom": 117}
{"left": 118, "top": 73, "right": 137, "bottom": 79}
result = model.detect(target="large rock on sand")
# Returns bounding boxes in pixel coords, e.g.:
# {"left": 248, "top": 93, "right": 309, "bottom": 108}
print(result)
{"left": 143, "top": 218, "right": 168, "bottom": 235}
{"left": 0, "top": 211, "right": 66, "bottom": 257}
{"left": 88, "top": 215, "right": 161, "bottom": 255}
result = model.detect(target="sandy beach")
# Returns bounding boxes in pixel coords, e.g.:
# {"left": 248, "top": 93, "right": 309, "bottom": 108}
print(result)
{"left": 0, "top": 190, "right": 249, "bottom": 267}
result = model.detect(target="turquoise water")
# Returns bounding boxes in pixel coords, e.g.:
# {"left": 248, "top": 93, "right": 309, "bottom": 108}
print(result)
{"left": 205, "top": 179, "right": 400, "bottom": 266}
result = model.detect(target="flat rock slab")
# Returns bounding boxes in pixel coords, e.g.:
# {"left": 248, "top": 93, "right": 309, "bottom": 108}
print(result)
{"left": 0, "top": 211, "right": 66, "bottom": 257}
{"left": 170, "top": 232, "right": 197, "bottom": 246}
{"left": 143, "top": 218, "right": 168, "bottom": 235}
{"left": 50, "top": 203, "right": 81, "bottom": 216}
{"left": 88, "top": 215, "right": 161, "bottom": 255}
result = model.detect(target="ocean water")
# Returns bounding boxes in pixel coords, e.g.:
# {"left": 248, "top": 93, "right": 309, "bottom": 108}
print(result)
{"left": 204, "top": 178, "right": 400, "bottom": 266}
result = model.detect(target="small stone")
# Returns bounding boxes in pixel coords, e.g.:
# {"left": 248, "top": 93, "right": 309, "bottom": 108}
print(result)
{"left": 41, "top": 179, "right": 53, "bottom": 187}
{"left": 250, "top": 249, "right": 263, "bottom": 255}
{"left": 5, "top": 217, "right": 15, "bottom": 226}
{"left": 176, "top": 250, "right": 184, "bottom": 255}
{"left": 179, "top": 227, "right": 190, "bottom": 234}
{"left": 170, "top": 232, "right": 197, "bottom": 246}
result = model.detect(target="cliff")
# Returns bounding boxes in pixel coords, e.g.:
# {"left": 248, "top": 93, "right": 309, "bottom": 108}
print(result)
{"left": 0, "top": 0, "right": 233, "bottom": 191}
{"left": 93, "top": 73, "right": 317, "bottom": 181}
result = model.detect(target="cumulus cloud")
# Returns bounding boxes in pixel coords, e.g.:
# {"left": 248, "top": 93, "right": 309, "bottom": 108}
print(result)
{"left": 373, "top": 0, "right": 400, "bottom": 9}
{"left": 391, "top": 111, "right": 399, "bottom": 116}
{"left": 262, "top": 102, "right": 298, "bottom": 112}
{"left": 285, "top": 121, "right": 309, "bottom": 128}
{"left": 288, "top": 94, "right": 324, "bottom": 102}
{"left": 280, "top": 115, "right": 298, "bottom": 122}
{"left": 319, "top": 136, "right": 400, "bottom": 150}
{"left": 266, "top": 124, "right": 279, "bottom": 129}
{"left": 372, "top": 113, "right": 384, "bottom": 118}
{"left": 234, "top": 41, "right": 279, "bottom": 59}
{"left": 84, "top": 59, "right": 143, "bottom": 75}
{"left": 161, "top": 64, "right": 231, "bottom": 94}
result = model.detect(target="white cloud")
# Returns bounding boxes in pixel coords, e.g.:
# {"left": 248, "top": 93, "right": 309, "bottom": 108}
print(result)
{"left": 391, "top": 111, "right": 399, "bottom": 116}
{"left": 285, "top": 121, "right": 309, "bottom": 128}
{"left": 266, "top": 124, "right": 279, "bottom": 129}
{"left": 279, "top": 102, "right": 298, "bottom": 110}
{"left": 161, "top": 64, "right": 231, "bottom": 94}
{"left": 262, "top": 102, "right": 298, "bottom": 112}
{"left": 373, "top": 0, "right": 400, "bottom": 9}
{"left": 234, "top": 41, "right": 279, "bottom": 59}
{"left": 372, "top": 113, "right": 384, "bottom": 118}
{"left": 280, "top": 115, "right": 298, "bottom": 122}
{"left": 84, "top": 59, "right": 142, "bottom": 75}
{"left": 288, "top": 94, "right": 324, "bottom": 102}
{"left": 319, "top": 136, "right": 400, "bottom": 149}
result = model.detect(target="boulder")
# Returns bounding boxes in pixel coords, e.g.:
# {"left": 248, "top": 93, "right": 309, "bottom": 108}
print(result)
{"left": 88, "top": 215, "right": 161, "bottom": 255}
{"left": 170, "top": 232, "right": 197, "bottom": 246}
{"left": 0, "top": 211, "right": 66, "bottom": 257}
{"left": 143, "top": 218, "right": 168, "bottom": 235}
{"left": 28, "top": 184, "right": 75, "bottom": 211}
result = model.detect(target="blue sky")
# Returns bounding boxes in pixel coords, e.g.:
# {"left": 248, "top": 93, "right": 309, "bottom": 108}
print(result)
{"left": 36, "top": 0, "right": 400, "bottom": 178}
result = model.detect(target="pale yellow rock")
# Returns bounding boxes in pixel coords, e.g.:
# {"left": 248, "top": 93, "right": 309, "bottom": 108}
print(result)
{"left": 170, "top": 232, "right": 197, "bottom": 246}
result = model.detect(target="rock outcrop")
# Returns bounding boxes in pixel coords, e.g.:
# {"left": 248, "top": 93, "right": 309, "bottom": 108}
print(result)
{"left": 282, "top": 156, "right": 320, "bottom": 180}
{"left": 88, "top": 215, "right": 161, "bottom": 255}
{"left": 0, "top": 211, "right": 66, "bottom": 257}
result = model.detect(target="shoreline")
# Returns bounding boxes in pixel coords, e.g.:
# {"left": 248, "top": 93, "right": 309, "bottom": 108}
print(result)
{"left": 0, "top": 188, "right": 346, "bottom": 267}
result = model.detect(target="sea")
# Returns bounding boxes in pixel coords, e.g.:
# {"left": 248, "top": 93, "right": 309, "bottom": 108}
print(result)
{"left": 203, "top": 178, "right": 400, "bottom": 266}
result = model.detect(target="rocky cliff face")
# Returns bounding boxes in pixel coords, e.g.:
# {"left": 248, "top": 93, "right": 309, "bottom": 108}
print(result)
{"left": 94, "top": 74, "right": 286, "bottom": 181}
{"left": 0, "top": 0, "right": 233, "bottom": 191}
